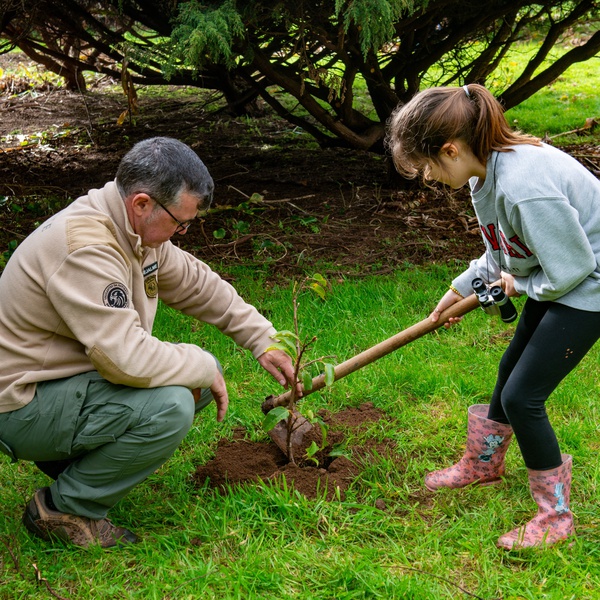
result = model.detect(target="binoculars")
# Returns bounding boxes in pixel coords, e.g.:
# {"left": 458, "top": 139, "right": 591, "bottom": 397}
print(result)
{"left": 472, "top": 278, "right": 518, "bottom": 323}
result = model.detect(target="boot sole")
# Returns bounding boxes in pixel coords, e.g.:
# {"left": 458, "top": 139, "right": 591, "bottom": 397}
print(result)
{"left": 22, "top": 502, "right": 51, "bottom": 541}
{"left": 22, "top": 494, "right": 75, "bottom": 544}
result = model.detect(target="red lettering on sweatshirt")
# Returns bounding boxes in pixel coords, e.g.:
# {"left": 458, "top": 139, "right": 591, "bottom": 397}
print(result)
{"left": 481, "top": 223, "right": 500, "bottom": 250}
{"left": 499, "top": 231, "right": 526, "bottom": 258}
{"left": 481, "top": 223, "right": 533, "bottom": 259}
{"left": 509, "top": 235, "right": 533, "bottom": 257}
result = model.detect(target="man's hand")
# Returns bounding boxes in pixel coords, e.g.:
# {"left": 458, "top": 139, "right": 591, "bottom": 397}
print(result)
{"left": 192, "top": 370, "right": 229, "bottom": 422}
{"left": 257, "top": 349, "right": 303, "bottom": 397}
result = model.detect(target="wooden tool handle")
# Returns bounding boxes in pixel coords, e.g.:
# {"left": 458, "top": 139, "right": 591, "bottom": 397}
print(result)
{"left": 261, "top": 289, "right": 482, "bottom": 413}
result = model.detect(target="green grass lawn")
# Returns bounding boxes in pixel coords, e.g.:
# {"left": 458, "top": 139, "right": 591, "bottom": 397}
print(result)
{"left": 503, "top": 50, "right": 600, "bottom": 141}
{"left": 2, "top": 265, "right": 600, "bottom": 599}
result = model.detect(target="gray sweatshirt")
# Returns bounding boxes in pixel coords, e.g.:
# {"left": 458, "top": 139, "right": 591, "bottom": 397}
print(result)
{"left": 452, "top": 143, "right": 600, "bottom": 311}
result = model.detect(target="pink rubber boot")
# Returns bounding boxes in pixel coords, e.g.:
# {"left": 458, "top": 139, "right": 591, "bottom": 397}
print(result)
{"left": 425, "top": 404, "right": 513, "bottom": 491}
{"left": 497, "top": 454, "right": 575, "bottom": 550}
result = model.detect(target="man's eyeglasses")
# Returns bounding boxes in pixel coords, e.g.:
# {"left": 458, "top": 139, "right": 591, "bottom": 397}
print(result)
{"left": 153, "top": 199, "right": 194, "bottom": 234}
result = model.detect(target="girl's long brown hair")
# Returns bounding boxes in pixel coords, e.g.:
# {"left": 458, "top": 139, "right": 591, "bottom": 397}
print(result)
{"left": 385, "top": 84, "right": 540, "bottom": 179}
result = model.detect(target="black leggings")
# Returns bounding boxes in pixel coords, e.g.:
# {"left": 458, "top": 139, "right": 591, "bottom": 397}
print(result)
{"left": 487, "top": 298, "right": 600, "bottom": 470}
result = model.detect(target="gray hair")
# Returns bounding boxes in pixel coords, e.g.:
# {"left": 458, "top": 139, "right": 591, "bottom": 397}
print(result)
{"left": 115, "top": 137, "right": 214, "bottom": 210}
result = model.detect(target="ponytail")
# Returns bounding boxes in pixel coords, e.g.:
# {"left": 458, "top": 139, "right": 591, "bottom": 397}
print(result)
{"left": 385, "top": 84, "right": 540, "bottom": 179}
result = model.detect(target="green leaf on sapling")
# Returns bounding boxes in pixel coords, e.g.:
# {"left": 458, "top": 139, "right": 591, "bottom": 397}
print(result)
{"left": 262, "top": 406, "right": 290, "bottom": 432}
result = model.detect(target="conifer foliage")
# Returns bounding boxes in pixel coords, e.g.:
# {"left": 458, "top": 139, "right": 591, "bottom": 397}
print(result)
{"left": 1, "top": 0, "right": 598, "bottom": 149}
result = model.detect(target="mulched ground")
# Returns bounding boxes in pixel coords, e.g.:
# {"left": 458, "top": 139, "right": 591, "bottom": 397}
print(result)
{"left": 0, "top": 64, "right": 488, "bottom": 276}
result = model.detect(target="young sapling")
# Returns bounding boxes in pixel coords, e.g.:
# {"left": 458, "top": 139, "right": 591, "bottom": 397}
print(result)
{"left": 262, "top": 274, "right": 335, "bottom": 465}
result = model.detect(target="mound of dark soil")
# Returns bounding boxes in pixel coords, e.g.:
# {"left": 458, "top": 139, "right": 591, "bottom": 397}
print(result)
{"left": 192, "top": 402, "right": 394, "bottom": 500}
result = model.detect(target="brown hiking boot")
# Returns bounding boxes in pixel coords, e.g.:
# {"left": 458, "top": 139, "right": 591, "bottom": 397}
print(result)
{"left": 23, "top": 488, "right": 138, "bottom": 548}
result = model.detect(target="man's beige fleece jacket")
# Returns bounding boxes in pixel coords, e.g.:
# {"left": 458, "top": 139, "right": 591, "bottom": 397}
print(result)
{"left": 0, "top": 181, "right": 276, "bottom": 413}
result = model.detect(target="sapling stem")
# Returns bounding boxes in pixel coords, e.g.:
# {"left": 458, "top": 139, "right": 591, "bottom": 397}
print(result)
{"left": 262, "top": 274, "right": 334, "bottom": 465}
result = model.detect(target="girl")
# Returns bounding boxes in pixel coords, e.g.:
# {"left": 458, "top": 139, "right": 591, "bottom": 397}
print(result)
{"left": 386, "top": 84, "right": 600, "bottom": 549}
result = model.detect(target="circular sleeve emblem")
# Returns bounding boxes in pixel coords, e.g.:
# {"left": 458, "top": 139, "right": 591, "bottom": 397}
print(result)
{"left": 102, "top": 282, "right": 129, "bottom": 308}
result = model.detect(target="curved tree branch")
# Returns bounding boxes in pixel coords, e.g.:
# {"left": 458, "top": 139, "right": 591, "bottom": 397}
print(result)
{"left": 500, "top": 29, "right": 600, "bottom": 108}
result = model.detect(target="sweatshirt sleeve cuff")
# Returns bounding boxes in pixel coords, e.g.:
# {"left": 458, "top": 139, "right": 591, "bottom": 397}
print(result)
{"left": 451, "top": 271, "right": 478, "bottom": 299}
{"left": 250, "top": 327, "right": 278, "bottom": 359}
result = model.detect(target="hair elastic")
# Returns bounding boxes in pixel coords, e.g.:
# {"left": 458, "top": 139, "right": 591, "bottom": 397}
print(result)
{"left": 463, "top": 85, "right": 470, "bottom": 98}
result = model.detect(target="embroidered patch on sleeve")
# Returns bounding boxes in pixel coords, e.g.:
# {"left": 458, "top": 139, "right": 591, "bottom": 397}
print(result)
{"left": 103, "top": 282, "right": 129, "bottom": 308}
